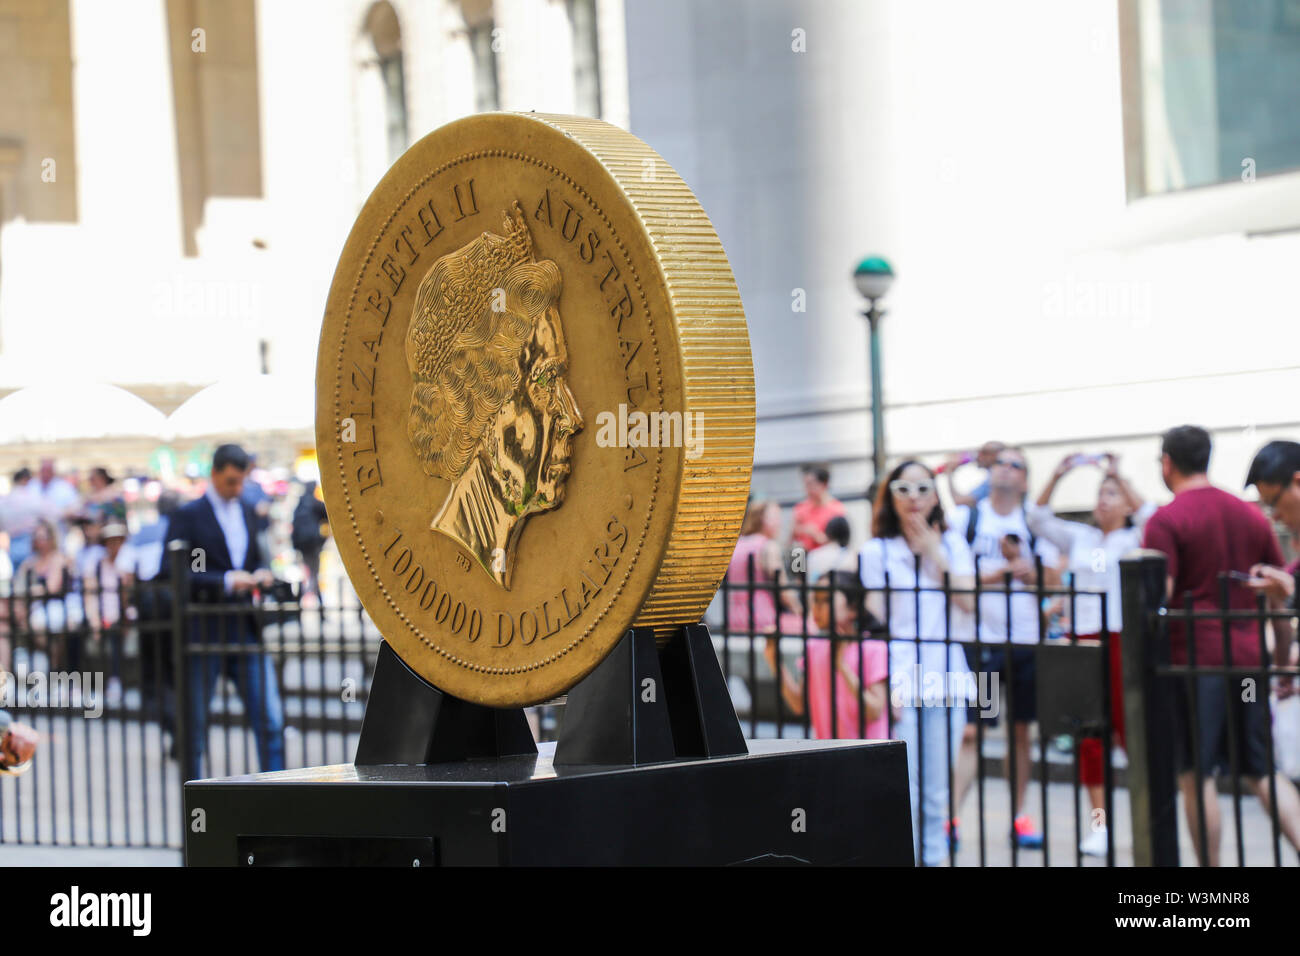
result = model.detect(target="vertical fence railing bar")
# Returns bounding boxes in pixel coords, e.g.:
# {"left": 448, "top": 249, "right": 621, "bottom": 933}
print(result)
{"left": 1035, "top": 554, "right": 1049, "bottom": 869}
{"left": 1183, "top": 588, "right": 1208, "bottom": 867}
{"left": 911, "top": 553, "right": 925, "bottom": 864}
{"left": 746, "top": 553, "right": 757, "bottom": 739}
{"left": 943, "top": 568, "right": 956, "bottom": 869}
{"left": 1001, "top": 568, "right": 1017, "bottom": 868}
{"left": 316, "top": 589, "right": 327, "bottom": 765}
{"left": 800, "top": 568, "right": 811, "bottom": 740}
{"left": 167, "top": 542, "right": 190, "bottom": 849}
{"left": 1100, "top": 590, "right": 1116, "bottom": 869}
{"left": 971, "top": 553, "right": 987, "bottom": 866}
{"left": 1217, "top": 574, "right": 1245, "bottom": 866}
{"left": 1120, "top": 551, "right": 1178, "bottom": 866}
{"left": 1256, "top": 588, "right": 1283, "bottom": 867}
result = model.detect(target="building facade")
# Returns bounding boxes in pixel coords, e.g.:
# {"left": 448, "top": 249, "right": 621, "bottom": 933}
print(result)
{"left": 624, "top": 0, "right": 1300, "bottom": 531}
{"left": 3, "top": 0, "right": 1298, "bottom": 530}
{"left": 0, "top": 0, "right": 627, "bottom": 473}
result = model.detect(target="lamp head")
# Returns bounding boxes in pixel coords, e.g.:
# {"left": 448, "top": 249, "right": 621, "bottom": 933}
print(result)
{"left": 853, "top": 256, "right": 895, "bottom": 302}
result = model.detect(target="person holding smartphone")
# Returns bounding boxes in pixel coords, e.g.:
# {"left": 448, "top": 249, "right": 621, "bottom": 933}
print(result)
{"left": 949, "top": 447, "right": 1060, "bottom": 851}
{"left": 1028, "top": 451, "right": 1154, "bottom": 856}
{"left": 1245, "top": 440, "right": 1300, "bottom": 637}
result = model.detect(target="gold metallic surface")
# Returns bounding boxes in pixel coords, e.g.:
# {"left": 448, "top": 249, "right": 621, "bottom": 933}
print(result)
{"left": 316, "top": 112, "right": 754, "bottom": 706}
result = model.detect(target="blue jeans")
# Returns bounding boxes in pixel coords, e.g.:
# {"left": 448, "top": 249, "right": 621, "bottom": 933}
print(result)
{"left": 8, "top": 533, "right": 31, "bottom": 570}
{"left": 895, "top": 702, "right": 965, "bottom": 866}
{"left": 185, "top": 645, "right": 285, "bottom": 780}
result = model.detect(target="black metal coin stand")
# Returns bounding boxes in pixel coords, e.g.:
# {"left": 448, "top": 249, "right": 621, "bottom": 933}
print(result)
{"left": 185, "top": 622, "right": 914, "bottom": 866}
{"left": 352, "top": 623, "right": 746, "bottom": 768}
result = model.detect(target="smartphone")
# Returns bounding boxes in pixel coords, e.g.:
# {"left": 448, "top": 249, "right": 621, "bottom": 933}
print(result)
{"left": 1227, "top": 570, "right": 1257, "bottom": 585}
{"left": 1071, "top": 453, "right": 1105, "bottom": 468}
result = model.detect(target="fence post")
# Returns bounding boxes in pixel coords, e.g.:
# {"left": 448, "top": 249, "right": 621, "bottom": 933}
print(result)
{"left": 1120, "top": 549, "right": 1179, "bottom": 866}
{"left": 166, "top": 541, "right": 192, "bottom": 811}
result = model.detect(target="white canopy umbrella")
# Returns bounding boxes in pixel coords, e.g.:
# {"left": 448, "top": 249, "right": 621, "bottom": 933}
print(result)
{"left": 0, "top": 383, "right": 167, "bottom": 443}
{"left": 163, "top": 374, "right": 315, "bottom": 439}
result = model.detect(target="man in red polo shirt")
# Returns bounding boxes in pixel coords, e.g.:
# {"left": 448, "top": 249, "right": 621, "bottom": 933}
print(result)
{"left": 1143, "top": 425, "right": 1300, "bottom": 866}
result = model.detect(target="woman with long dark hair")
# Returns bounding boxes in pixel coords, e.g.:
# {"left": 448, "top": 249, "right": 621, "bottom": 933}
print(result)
{"left": 860, "top": 459, "right": 977, "bottom": 865}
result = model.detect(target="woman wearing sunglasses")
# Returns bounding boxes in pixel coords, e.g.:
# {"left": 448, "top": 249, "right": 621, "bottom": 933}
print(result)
{"left": 859, "top": 460, "right": 977, "bottom": 866}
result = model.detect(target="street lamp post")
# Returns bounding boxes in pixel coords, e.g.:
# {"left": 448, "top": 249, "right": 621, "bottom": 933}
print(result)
{"left": 853, "top": 256, "right": 895, "bottom": 489}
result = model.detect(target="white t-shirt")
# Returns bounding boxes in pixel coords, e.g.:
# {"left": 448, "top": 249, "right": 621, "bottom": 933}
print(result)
{"left": 859, "top": 531, "right": 976, "bottom": 706}
{"left": 806, "top": 542, "right": 853, "bottom": 582}
{"left": 1026, "top": 501, "right": 1156, "bottom": 634}
{"left": 949, "top": 500, "right": 1060, "bottom": 645}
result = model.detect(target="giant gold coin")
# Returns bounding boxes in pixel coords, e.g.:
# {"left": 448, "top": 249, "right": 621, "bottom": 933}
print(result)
{"left": 316, "top": 113, "right": 754, "bottom": 707}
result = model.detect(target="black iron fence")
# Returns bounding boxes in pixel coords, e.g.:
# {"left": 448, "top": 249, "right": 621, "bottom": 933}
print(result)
{"left": 0, "top": 541, "right": 563, "bottom": 853}
{"left": 0, "top": 545, "right": 381, "bottom": 850}
{"left": 1120, "top": 551, "right": 1300, "bottom": 867}
{"left": 3, "top": 541, "right": 1297, "bottom": 867}
{"left": 711, "top": 549, "right": 1118, "bottom": 866}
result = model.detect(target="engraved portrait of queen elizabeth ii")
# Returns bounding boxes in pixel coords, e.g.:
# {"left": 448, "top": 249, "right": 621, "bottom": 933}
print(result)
{"left": 405, "top": 201, "right": 584, "bottom": 590}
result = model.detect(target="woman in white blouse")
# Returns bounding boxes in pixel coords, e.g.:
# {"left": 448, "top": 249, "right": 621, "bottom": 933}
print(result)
{"left": 860, "top": 460, "right": 978, "bottom": 866}
{"left": 1028, "top": 452, "right": 1154, "bottom": 857}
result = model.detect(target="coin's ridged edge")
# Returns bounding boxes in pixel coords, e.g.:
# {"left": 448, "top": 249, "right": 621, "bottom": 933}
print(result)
{"left": 526, "top": 114, "right": 756, "bottom": 639}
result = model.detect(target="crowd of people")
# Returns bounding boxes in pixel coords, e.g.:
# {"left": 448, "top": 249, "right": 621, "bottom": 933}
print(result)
{"left": 0, "top": 450, "right": 333, "bottom": 776}
{"left": 6, "top": 428, "right": 1300, "bottom": 865}
{"left": 727, "top": 429, "right": 1300, "bottom": 866}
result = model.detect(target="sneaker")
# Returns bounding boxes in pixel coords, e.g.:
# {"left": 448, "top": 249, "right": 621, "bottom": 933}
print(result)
{"left": 1080, "top": 825, "right": 1109, "bottom": 857}
{"left": 1013, "top": 815, "right": 1043, "bottom": 849}
{"left": 944, "top": 817, "right": 960, "bottom": 853}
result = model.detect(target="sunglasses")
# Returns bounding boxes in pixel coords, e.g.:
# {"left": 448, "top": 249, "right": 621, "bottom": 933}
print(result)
{"left": 995, "top": 458, "right": 1027, "bottom": 471}
{"left": 890, "top": 479, "right": 935, "bottom": 498}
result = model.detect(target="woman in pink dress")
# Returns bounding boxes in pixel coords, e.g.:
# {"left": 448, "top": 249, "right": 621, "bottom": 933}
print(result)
{"left": 725, "top": 499, "right": 803, "bottom": 637}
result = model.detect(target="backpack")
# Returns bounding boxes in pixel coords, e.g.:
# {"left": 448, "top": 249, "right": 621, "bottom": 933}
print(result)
{"left": 964, "top": 501, "right": 1037, "bottom": 555}
{"left": 291, "top": 493, "right": 325, "bottom": 552}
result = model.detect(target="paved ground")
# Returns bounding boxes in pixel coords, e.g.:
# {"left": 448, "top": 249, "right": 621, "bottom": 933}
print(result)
{"left": 1, "top": 845, "right": 180, "bottom": 866}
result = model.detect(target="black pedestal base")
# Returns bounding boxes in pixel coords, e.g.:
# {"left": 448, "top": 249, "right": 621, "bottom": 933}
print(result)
{"left": 184, "top": 738, "right": 914, "bottom": 866}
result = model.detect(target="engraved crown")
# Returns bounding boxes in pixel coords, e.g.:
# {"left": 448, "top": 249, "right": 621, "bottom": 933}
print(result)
{"left": 409, "top": 201, "right": 533, "bottom": 383}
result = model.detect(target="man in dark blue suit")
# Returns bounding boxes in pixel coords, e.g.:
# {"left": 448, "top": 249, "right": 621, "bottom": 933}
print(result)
{"left": 162, "top": 444, "right": 285, "bottom": 780}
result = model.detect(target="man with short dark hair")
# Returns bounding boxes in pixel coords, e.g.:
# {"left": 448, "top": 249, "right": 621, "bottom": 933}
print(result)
{"left": 161, "top": 443, "right": 285, "bottom": 780}
{"left": 1143, "top": 426, "right": 1300, "bottom": 865}
{"left": 1245, "top": 440, "right": 1300, "bottom": 608}
{"left": 791, "top": 464, "right": 845, "bottom": 555}
{"left": 1244, "top": 439, "right": 1300, "bottom": 690}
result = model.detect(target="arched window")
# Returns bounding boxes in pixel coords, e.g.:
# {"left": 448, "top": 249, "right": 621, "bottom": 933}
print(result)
{"left": 364, "top": 1, "right": 408, "bottom": 164}
{"left": 459, "top": 0, "right": 499, "bottom": 112}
